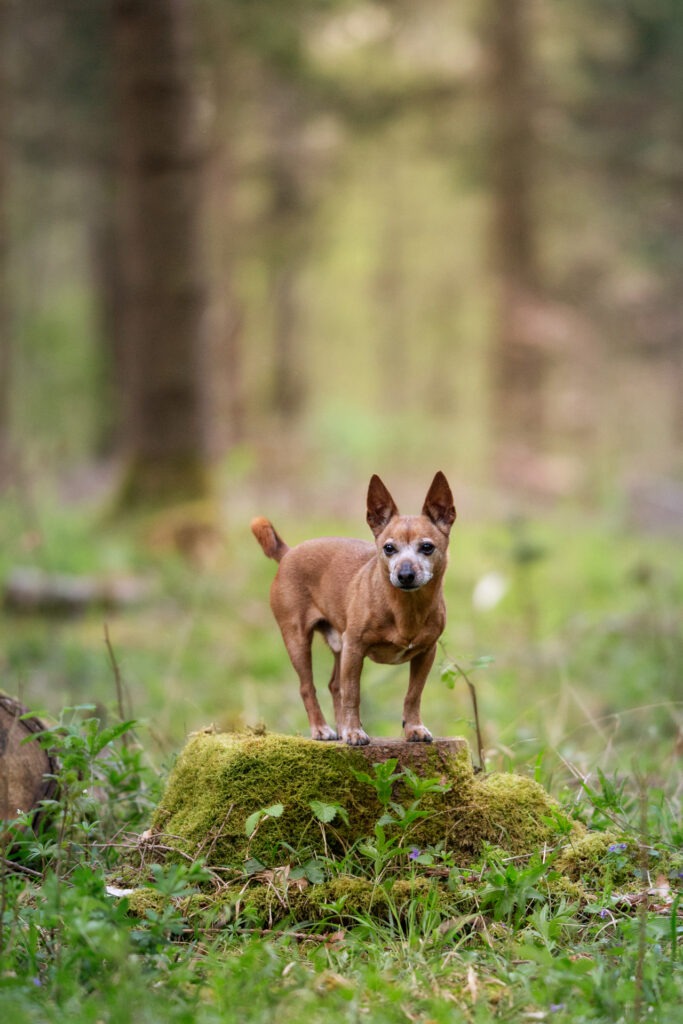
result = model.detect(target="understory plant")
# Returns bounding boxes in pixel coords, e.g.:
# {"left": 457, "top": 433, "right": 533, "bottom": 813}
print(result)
{"left": 1, "top": 711, "right": 681, "bottom": 1024}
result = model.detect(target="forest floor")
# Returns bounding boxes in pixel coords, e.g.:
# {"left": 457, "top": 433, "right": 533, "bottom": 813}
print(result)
{"left": 0, "top": 483, "right": 681, "bottom": 1022}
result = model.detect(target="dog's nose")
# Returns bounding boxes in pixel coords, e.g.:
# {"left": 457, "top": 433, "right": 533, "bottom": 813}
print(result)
{"left": 397, "top": 563, "right": 416, "bottom": 587}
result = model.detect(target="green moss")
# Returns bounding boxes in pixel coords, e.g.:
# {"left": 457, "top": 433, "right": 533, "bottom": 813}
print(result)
{"left": 127, "top": 889, "right": 166, "bottom": 917}
{"left": 555, "top": 830, "right": 641, "bottom": 888}
{"left": 122, "top": 830, "right": 636, "bottom": 931}
{"left": 152, "top": 732, "right": 375, "bottom": 866}
{"left": 217, "top": 874, "right": 464, "bottom": 927}
{"left": 150, "top": 731, "right": 564, "bottom": 870}
{"left": 545, "top": 875, "right": 588, "bottom": 905}
{"left": 123, "top": 864, "right": 586, "bottom": 931}
{"left": 440, "top": 771, "right": 563, "bottom": 859}
{"left": 120, "top": 731, "right": 659, "bottom": 934}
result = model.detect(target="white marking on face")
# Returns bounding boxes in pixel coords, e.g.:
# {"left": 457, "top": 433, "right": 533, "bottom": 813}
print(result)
{"left": 381, "top": 537, "right": 436, "bottom": 590}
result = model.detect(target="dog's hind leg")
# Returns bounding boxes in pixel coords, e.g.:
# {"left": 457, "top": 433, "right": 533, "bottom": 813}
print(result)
{"left": 281, "top": 628, "right": 338, "bottom": 741}
{"left": 328, "top": 651, "right": 342, "bottom": 736}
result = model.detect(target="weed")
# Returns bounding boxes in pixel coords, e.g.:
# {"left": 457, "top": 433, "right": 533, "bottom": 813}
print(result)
{"left": 478, "top": 850, "right": 558, "bottom": 928}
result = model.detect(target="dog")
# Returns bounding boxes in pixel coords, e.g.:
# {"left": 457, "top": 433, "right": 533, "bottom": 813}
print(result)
{"left": 251, "top": 472, "right": 456, "bottom": 746}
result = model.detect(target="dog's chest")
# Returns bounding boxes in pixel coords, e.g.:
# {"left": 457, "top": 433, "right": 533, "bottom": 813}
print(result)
{"left": 361, "top": 600, "right": 445, "bottom": 664}
{"left": 366, "top": 640, "right": 421, "bottom": 665}
{"left": 365, "top": 625, "right": 440, "bottom": 664}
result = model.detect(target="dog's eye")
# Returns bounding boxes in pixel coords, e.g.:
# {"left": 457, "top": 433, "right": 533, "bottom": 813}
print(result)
{"left": 383, "top": 543, "right": 397, "bottom": 556}
{"left": 419, "top": 542, "right": 435, "bottom": 555}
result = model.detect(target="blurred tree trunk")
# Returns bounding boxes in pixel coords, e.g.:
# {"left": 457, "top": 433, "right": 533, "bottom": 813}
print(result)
{"left": 204, "top": 10, "right": 245, "bottom": 451}
{"left": 488, "top": 0, "right": 548, "bottom": 484}
{"left": 0, "top": 0, "right": 11, "bottom": 489}
{"left": 375, "top": 149, "right": 409, "bottom": 412}
{"left": 205, "top": 164, "right": 245, "bottom": 452}
{"left": 90, "top": 178, "right": 127, "bottom": 457}
{"left": 113, "top": 0, "right": 211, "bottom": 506}
{"left": 265, "top": 75, "right": 307, "bottom": 423}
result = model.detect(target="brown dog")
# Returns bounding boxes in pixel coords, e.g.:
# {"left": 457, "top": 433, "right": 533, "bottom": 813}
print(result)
{"left": 251, "top": 472, "right": 456, "bottom": 746}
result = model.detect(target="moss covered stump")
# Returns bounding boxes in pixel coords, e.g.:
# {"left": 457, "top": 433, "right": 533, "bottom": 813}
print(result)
{"left": 148, "top": 731, "right": 563, "bottom": 870}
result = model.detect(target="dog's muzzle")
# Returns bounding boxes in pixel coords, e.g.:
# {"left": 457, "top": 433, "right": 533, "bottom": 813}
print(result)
{"left": 393, "top": 561, "right": 421, "bottom": 590}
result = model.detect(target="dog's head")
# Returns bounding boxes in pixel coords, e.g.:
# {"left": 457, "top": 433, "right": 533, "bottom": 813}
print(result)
{"left": 366, "top": 472, "right": 456, "bottom": 591}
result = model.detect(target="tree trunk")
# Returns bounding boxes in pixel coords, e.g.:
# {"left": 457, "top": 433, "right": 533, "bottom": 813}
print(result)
{"left": 265, "top": 75, "right": 307, "bottom": 422}
{"left": 205, "top": 134, "right": 245, "bottom": 450}
{"left": 202, "top": 5, "right": 246, "bottom": 452}
{"left": 113, "top": 0, "right": 211, "bottom": 506}
{"left": 90, "top": 199, "right": 127, "bottom": 456}
{"left": 374, "top": 150, "right": 409, "bottom": 412}
{"left": 0, "top": 0, "right": 11, "bottom": 489}
{"left": 488, "top": 0, "right": 548, "bottom": 484}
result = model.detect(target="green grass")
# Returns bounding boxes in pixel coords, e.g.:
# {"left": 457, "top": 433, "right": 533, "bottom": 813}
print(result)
{"left": 1, "top": 488, "right": 680, "bottom": 769}
{"left": 0, "top": 487, "right": 681, "bottom": 1022}
{"left": 1, "top": 711, "right": 681, "bottom": 1023}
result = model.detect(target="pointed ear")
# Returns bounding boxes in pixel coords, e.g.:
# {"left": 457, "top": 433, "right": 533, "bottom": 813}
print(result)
{"left": 367, "top": 475, "right": 399, "bottom": 537}
{"left": 422, "top": 471, "right": 456, "bottom": 534}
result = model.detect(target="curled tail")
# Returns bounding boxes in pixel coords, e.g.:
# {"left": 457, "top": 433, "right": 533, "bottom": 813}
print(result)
{"left": 251, "top": 517, "right": 289, "bottom": 562}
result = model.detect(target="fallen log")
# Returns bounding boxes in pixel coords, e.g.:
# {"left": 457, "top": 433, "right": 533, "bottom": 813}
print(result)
{"left": 4, "top": 567, "right": 152, "bottom": 616}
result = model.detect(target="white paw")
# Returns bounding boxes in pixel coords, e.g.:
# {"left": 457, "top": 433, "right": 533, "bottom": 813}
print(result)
{"left": 404, "top": 723, "right": 433, "bottom": 743}
{"left": 312, "top": 724, "right": 338, "bottom": 741}
{"left": 341, "top": 726, "right": 370, "bottom": 746}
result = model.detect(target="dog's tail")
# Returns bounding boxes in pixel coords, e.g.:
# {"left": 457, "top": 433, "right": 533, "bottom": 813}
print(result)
{"left": 251, "top": 517, "right": 289, "bottom": 562}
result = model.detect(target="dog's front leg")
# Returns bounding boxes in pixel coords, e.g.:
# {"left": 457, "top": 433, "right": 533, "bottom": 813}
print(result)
{"left": 338, "top": 642, "right": 370, "bottom": 746}
{"left": 402, "top": 645, "right": 436, "bottom": 742}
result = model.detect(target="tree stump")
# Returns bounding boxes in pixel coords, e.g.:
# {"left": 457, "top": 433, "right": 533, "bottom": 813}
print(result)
{"left": 119, "top": 731, "right": 644, "bottom": 931}
{"left": 0, "top": 696, "right": 57, "bottom": 821}
{"left": 146, "top": 731, "right": 560, "bottom": 871}
{"left": 347, "top": 736, "right": 468, "bottom": 771}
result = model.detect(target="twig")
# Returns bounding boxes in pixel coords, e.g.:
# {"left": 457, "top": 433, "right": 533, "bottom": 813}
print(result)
{"left": 196, "top": 805, "right": 235, "bottom": 863}
{"left": 453, "top": 661, "right": 486, "bottom": 773}
{"left": 180, "top": 924, "right": 344, "bottom": 943}
{"left": 1, "top": 857, "right": 43, "bottom": 879}
{"left": 104, "top": 623, "right": 132, "bottom": 731}
{"left": 632, "top": 764, "right": 650, "bottom": 1024}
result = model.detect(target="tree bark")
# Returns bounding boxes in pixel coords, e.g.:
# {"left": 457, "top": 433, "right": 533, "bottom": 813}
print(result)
{"left": 201, "top": 4, "right": 246, "bottom": 452}
{"left": 0, "top": 0, "right": 11, "bottom": 489}
{"left": 113, "top": 0, "right": 211, "bottom": 506}
{"left": 374, "top": 149, "right": 409, "bottom": 412}
{"left": 488, "top": 0, "right": 548, "bottom": 481}
{"left": 205, "top": 118, "right": 246, "bottom": 451}
{"left": 90, "top": 201, "right": 127, "bottom": 456}
{"left": 265, "top": 75, "right": 308, "bottom": 422}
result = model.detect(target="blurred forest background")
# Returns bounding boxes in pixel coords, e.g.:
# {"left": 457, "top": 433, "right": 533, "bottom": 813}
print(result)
{"left": 0, "top": 0, "right": 681, "bottom": 768}
{"left": 1, "top": 0, "right": 682, "bottom": 503}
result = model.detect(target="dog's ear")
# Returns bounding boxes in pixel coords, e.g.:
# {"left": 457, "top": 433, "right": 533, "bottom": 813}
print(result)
{"left": 367, "top": 475, "right": 399, "bottom": 537}
{"left": 422, "top": 471, "right": 456, "bottom": 534}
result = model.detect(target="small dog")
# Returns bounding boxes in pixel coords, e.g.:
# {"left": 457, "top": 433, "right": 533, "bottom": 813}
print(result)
{"left": 251, "top": 472, "right": 456, "bottom": 746}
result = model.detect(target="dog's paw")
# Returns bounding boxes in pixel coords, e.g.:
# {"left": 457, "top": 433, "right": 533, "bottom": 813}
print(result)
{"left": 341, "top": 726, "right": 370, "bottom": 746}
{"left": 404, "top": 724, "right": 433, "bottom": 743}
{"left": 312, "top": 724, "right": 338, "bottom": 741}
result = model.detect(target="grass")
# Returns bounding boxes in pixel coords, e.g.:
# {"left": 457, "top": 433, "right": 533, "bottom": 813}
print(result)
{"left": 0, "top": 483, "right": 681, "bottom": 1022}
{"left": 0, "top": 485, "right": 680, "bottom": 768}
